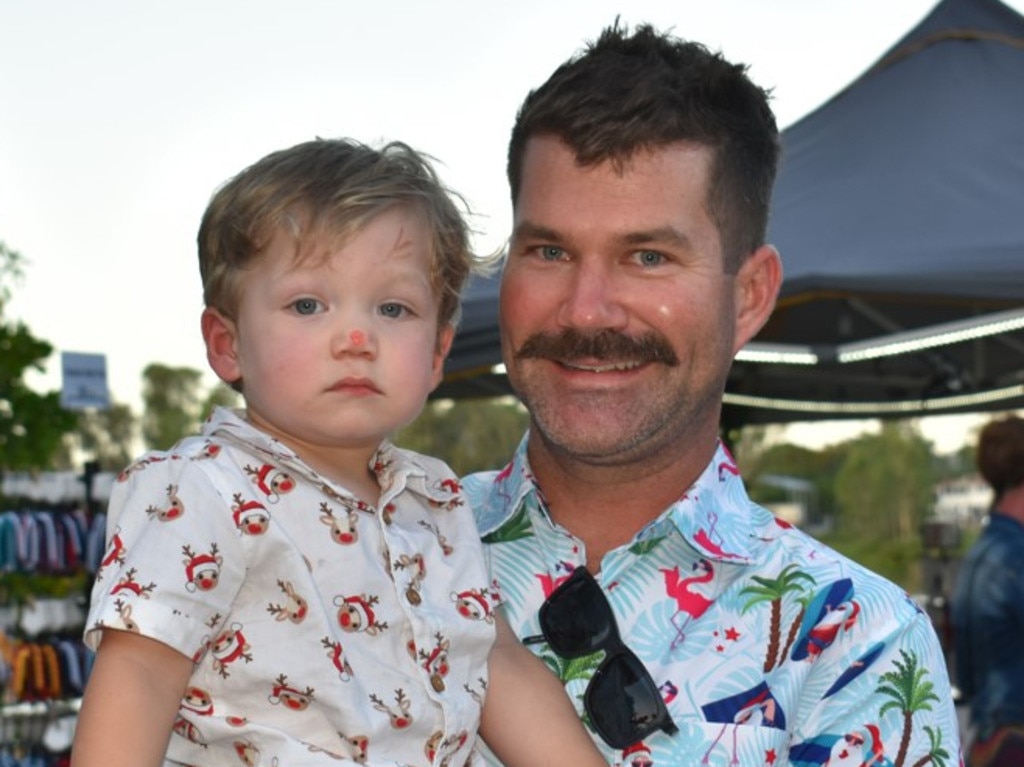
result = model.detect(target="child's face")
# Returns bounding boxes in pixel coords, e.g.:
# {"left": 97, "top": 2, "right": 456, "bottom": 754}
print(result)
{"left": 204, "top": 205, "right": 452, "bottom": 462}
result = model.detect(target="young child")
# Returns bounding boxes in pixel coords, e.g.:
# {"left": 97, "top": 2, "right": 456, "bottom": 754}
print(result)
{"left": 71, "top": 139, "right": 606, "bottom": 767}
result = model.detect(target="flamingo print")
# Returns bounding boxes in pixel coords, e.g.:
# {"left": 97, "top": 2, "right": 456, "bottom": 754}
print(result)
{"left": 661, "top": 558, "right": 714, "bottom": 648}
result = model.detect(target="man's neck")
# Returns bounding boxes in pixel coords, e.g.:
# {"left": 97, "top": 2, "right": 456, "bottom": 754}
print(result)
{"left": 996, "top": 483, "right": 1024, "bottom": 525}
{"left": 526, "top": 435, "right": 719, "bottom": 571}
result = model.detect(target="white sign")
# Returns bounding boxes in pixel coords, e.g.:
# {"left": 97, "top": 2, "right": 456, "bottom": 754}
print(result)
{"left": 61, "top": 351, "right": 110, "bottom": 410}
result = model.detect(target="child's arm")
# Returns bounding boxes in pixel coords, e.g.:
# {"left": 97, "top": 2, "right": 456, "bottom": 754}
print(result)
{"left": 480, "top": 613, "right": 608, "bottom": 767}
{"left": 71, "top": 629, "right": 194, "bottom": 767}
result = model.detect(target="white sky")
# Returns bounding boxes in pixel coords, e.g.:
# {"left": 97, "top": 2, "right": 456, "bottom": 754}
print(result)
{"left": 3, "top": 0, "right": 1020, "bottom": 455}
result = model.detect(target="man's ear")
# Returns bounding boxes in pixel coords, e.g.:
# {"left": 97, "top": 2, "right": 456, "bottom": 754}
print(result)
{"left": 430, "top": 324, "right": 456, "bottom": 390}
{"left": 201, "top": 307, "right": 242, "bottom": 385}
{"left": 733, "top": 244, "right": 782, "bottom": 354}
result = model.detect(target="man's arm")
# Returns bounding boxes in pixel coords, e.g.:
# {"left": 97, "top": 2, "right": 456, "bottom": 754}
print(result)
{"left": 479, "top": 613, "right": 608, "bottom": 767}
{"left": 71, "top": 629, "right": 194, "bottom": 767}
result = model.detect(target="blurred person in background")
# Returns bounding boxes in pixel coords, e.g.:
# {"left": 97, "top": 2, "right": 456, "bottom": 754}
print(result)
{"left": 952, "top": 414, "right": 1024, "bottom": 767}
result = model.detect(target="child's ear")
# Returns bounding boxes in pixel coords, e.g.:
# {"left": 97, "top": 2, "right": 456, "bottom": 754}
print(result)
{"left": 430, "top": 324, "right": 456, "bottom": 389}
{"left": 201, "top": 307, "right": 242, "bottom": 385}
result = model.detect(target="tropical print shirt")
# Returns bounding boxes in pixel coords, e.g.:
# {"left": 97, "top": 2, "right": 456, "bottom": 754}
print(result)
{"left": 85, "top": 407, "right": 496, "bottom": 767}
{"left": 465, "top": 436, "right": 961, "bottom": 767}
{"left": 951, "top": 510, "right": 1024, "bottom": 736}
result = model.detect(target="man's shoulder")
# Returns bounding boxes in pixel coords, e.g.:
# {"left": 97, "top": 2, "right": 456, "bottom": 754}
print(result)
{"left": 767, "top": 522, "right": 919, "bottom": 605}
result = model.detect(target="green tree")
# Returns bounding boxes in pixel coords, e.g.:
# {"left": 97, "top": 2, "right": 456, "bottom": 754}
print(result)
{"left": 834, "top": 421, "right": 934, "bottom": 542}
{"left": 745, "top": 440, "right": 848, "bottom": 528}
{"left": 395, "top": 397, "right": 529, "bottom": 476}
{"left": 0, "top": 241, "right": 77, "bottom": 477}
{"left": 55, "top": 402, "right": 139, "bottom": 472}
{"left": 141, "top": 364, "right": 206, "bottom": 450}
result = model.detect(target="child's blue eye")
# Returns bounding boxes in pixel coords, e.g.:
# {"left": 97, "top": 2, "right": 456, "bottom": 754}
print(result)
{"left": 292, "top": 298, "right": 321, "bottom": 315}
{"left": 380, "top": 303, "right": 406, "bottom": 318}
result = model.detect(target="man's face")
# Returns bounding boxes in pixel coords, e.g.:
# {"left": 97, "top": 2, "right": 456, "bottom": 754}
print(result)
{"left": 500, "top": 135, "right": 765, "bottom": 466}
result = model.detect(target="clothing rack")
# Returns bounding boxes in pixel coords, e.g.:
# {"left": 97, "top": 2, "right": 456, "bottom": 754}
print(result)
{"left": 1, "top": 471, "right": 109, "bottom": 765}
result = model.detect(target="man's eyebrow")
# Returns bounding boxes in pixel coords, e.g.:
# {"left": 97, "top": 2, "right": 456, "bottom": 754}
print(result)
{"left": 622, "top": 226, "right": 692, "bottom": 249}
{"left": 510, "top": 221, "right": 562, "bottom": 242}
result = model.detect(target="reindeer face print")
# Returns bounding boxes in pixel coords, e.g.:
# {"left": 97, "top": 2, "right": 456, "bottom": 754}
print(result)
{"left": 334, "top": 594, "right": 388, "bottom": 635}
{"left": 453, "top": 589, "right": 493, "bottom": 622}
{"left": 173, "top": 715, "right": 206, "bottom": 745}
{"left": 418, "top": 633, "right": 451, "bottom": 692}
{"left": 146, "top": 484, "right": 185, "bottom": 521}
{"left": 267, "top": 580, "right": 308, "bottom": 624}
{"left": 211, "top": 624, "right": 252, "bottom": 676}
{"left": 245, "top": 463, "right": 296, "bottom": 503}
{"left": 233, "top": 740, "right": 260, "bottom": 767}
{"left": 369, "top": 689, "right": 413, "bottom": 729}
{"left": 181, "top": 686, "right": 214, "bottom": 716}
{"left": 183, "top": 544, "right": 223, "bottom": 591}
{"left": 231, "top": 494, "right": 270, "bottom": 536}
{"left": 268, "top": 674, "right": 315, "bottom": 711}
{"left": 319, "top": 502, "right": 359, "bottom": 545}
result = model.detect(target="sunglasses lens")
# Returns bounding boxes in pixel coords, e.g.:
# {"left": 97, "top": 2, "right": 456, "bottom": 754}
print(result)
{"left": 584, "top": 651, "right": 676, "bottom": 749}
{"left": 539, "top": 569, "right": 617, "bottom": 656}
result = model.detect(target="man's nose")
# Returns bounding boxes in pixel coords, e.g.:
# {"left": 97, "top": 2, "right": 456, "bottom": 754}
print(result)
{"left": 556, "top": 260, "right": 629, "bottom": 330}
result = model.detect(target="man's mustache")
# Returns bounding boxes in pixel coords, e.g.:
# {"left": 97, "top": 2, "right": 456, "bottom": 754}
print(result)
{"left": 514, "top": 328, "right": 679, "bottom": 366}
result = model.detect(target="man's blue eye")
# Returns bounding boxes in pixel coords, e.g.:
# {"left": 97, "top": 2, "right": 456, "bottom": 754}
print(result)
{"left": 637, "top": 250, "right": 663, "bottom": 266}
{"left": 540, "top": 246, "right": 564, "bottom": 261}
{"left": 293, "top": 298, "right": 319, "bottom": 315}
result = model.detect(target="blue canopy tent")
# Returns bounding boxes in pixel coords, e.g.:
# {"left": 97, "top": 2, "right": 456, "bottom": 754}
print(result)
{"left": 437, "top": 0, "right": 1024, "bottom": 426}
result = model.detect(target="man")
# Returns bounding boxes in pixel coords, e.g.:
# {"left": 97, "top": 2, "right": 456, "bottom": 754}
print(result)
{"left": 951, "top": 415, "right": 1024, "bottom": 766}
{"left": 465, "top": 22, "right": 960, "bottom": 766}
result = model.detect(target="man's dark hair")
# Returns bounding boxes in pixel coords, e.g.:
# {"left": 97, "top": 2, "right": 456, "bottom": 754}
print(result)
{"left": 507, "top": 21, "right": 780, "bottom": 271}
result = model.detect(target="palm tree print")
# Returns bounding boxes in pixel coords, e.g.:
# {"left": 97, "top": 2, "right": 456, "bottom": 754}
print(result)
{"left": 876, "top": 649, "right": 941, "bottom": 767}
{"left": 739, "top": 563, "right": 815, "bottom": 672}
{"left": 909, "top": 725, "right": 951, "bottom": 767}
{"left": 481, "top": 505, "right": 533, "bottom": 544}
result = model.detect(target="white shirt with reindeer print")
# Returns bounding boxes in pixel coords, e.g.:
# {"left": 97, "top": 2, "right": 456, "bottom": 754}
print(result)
{"left": 85, "top": 407, "right": 497, "bottom": 767}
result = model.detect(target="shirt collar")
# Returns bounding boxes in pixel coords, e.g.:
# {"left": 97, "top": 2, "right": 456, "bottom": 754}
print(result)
{"left": 202, "top": 407, "right": 449, "bottom": 508}
{"left": 472, "top": 433, "right": 758, "bottom": 564}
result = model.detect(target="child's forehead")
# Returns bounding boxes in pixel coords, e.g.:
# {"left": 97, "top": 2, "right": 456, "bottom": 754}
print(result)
{"left": 256, "top": 212, "right": 437, "bottom": 289}
{"left": 283, "top": 203, "right": 435, "bottom": 260}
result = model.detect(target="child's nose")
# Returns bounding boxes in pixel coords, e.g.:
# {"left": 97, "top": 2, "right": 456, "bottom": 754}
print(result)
{"left": 334, "top": 323, "right": 375, "bottom": 357}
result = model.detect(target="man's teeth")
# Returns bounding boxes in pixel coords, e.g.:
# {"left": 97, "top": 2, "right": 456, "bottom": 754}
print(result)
{"left": 563, "top": 360, "right": 642, "bottom": 372}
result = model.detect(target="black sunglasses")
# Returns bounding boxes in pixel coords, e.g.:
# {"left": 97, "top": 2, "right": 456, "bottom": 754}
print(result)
{"left": 525, "top": 566, "right": 678, "bottom": 749}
